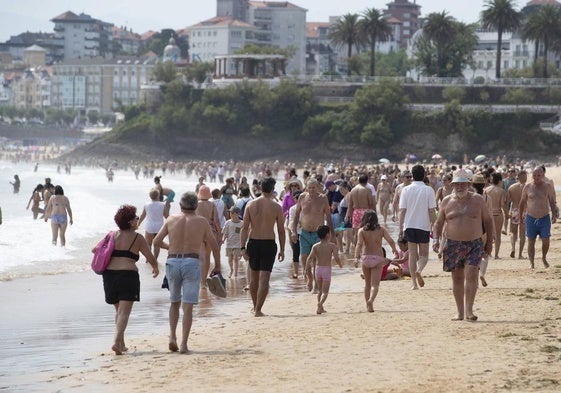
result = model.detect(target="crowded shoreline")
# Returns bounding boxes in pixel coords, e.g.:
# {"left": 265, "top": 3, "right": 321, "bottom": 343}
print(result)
{"left": 1, "top": 155, "right": 561, "bottom": 392}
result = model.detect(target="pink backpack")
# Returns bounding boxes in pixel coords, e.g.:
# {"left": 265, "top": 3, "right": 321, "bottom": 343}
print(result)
{"left": 91, "top": 231, "right": 115, "bottom": 274}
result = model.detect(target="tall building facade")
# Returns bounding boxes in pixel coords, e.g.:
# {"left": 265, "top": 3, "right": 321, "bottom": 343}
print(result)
{"left": 50, "top": 56, "right": 157, "bottom": 114}
{"left": 51, "top": 11, "right": 114, "bottom": 60}
{"left": 385, "top": 0, "right": 421, "bottom": 47}
{"left": 217, "top": 0, "right": 248, "bottom": 21}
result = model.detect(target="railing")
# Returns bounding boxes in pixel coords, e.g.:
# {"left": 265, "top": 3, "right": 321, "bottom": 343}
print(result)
{"left": 283, "top": 75, "right": 561, "bottom": 86}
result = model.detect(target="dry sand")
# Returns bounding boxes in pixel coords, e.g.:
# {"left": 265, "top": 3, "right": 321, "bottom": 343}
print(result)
{"left": 56, "top": 166, "right": 561, "bottom": 393}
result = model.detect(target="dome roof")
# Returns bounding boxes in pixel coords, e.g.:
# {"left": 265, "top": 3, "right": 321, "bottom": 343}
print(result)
{"left": 163, "top": 37, "right": 180, "bottom": 62}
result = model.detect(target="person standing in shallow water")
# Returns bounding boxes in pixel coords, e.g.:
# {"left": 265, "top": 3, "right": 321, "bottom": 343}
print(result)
{"left": 44, "top": 185, "right": 73, "bottom": 246}
{"left": 10, "top": 175, "right": 20, "bottom": 194}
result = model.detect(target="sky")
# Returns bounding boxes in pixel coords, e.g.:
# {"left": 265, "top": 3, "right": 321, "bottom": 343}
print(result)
{"left": 0, "top": 0, "right": 495, "bottom": 42}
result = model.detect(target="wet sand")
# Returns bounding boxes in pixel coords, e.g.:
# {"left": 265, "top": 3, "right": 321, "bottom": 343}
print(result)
{"left": 3, "top": 166, "right": 561, "bottom": 392}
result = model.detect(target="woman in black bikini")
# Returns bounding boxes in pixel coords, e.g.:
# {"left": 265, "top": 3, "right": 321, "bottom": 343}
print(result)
{"left": 97, "top": 204, "right": 159, "bottom": 355}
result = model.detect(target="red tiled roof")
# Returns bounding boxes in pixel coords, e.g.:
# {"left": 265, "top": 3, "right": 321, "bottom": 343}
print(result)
{"left": 306, "top": 22, "right": 330, "bottom": 38}
{"left": 248, "top": 1, "right": 306, "bottom": 10}
{"left": 191, "top": 16, "right": 254, "bottom": 28}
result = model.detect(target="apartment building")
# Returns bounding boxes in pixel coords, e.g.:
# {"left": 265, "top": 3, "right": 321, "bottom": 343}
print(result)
{"left": 51, "top": 11, "right": 114, "bottom": 60}
{"left": 50, "top": 56, "right": 157, "bottom": 114}
{"left": 384, "top": 0, "right": 421, "bottom": 47}
{"left": 11, "top": 68, "right": 51, "bottom": 110}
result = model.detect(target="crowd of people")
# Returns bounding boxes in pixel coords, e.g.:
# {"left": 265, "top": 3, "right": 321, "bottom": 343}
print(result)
{"left": 86, "top": 157, "right": 558, "bottom": 355}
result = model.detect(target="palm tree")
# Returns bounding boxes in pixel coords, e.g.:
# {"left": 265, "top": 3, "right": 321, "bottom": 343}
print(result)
{"left": 521, "top": 4, "right": 561, "bottom": 78}
{"left": 360, "top": 8, "right": 392, "bottom": 77}
{"left": 329, "top": 13, "right": 363, "bottom": 76}
{"left": 423, "top": 11, "right": 456, "bottom": 77}
{"left": 480, "top": 0, "right": 521, "bottom": 79}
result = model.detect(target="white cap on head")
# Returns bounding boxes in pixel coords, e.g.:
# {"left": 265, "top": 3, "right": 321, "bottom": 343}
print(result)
{"left": 381, "top": 175, "right": 387, "bottom": 180}
{"left": 451, "top": 169, "right": 471, "bottom": 183}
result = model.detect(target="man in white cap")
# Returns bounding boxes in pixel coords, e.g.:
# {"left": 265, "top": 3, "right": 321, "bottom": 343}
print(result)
{"left": 432, "top": 169, "right": 494, "bottom": 321}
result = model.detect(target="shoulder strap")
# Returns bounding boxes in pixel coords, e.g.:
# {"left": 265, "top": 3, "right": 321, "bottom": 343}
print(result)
{"left": 127, "top": 233, "right": 139, "bottom": 251}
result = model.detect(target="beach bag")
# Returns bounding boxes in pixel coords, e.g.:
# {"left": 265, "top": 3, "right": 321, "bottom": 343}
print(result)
{"left": 91, "top": 231, "right": 115, "bottom": 274}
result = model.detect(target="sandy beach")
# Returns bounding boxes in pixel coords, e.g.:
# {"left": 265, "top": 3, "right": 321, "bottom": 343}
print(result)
{"left": 6, "top": 165, "right": 561, "bottom": 393}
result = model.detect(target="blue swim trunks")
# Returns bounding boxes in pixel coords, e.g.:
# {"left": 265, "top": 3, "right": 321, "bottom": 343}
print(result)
{"left": 166, "top": 257, "right": 201, "bottom": 304}
{"left": 51, "top": 214, "right": 67, "bottom": 225}
{"left": 299, "top": 230, "right": 320, "bottom": 255}
{"left": 526, "top": 214, "right": 551, "bottom": 239}
{"left": 166, "top": 190, "right": 175, "bottom": 203}
{"left": 442, "top": 238, "right": 484, "bottom": 272}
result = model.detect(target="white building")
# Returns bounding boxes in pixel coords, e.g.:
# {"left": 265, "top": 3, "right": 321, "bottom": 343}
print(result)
{"left": 51, "top": 56, "right": 157, "bottom": 114}
{"left": 189, "top": 17, "right": 255, "bottom": 64}
{"left": 51, "top": 11, "right": 114, "bottom": 60}
{"left": 247, "top": 1, "right": 307, "bottom": 75}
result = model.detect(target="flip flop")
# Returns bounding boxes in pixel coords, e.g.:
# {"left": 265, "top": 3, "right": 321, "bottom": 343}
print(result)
{"left": 206, "top": 274, "right": 227, "bottom": 298}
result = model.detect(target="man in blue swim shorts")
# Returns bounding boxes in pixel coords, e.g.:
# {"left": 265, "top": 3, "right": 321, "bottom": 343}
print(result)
{"left": 154, "top": 192, "right": 221, "bottom": 353}
{"left": 291, "top": 178, "right": 334, "bottom": 292}
{"left": 433, "top": 169, "right": 494, "bottom": 322}
{"left": 519, "top": 166, "right": 557, "bottom": 269}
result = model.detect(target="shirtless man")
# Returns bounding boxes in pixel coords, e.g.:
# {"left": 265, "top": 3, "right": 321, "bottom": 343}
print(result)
{"left": 519, "top": 167, "right": 557, "bottom": 269}
{"left": 153, "top": 192, "right": 221, "bottom": 354}
{"left": 484, "top": 173, "right": 509, "bottom": 259}
{"left": 377, "top": 175, "right": 393, "bottom": 224}
{"left": 506, "top": 170, "right": 527, "bottom": 259}
{"left": 392, "top": 170, "right": 412, "bottom": 222}
{"left": 346, "top": 174, "right": 376, "bottom": 248}
{"left": 433, "top": 169, "right": 494, "bottom": 321}
{"left": 292, "top": 178, "right": 333, "bottom": 291}
{"left": 241, "top": 177, "right": 285, "bottom": 316}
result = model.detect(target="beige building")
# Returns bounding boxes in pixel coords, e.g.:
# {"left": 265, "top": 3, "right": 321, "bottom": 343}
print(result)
{"left": 12, "top": 68, "right": 51, "bottom": 110}
{"left": 50, "top": 56, "right": 157, "bottom": 114}
{"left": 23, "top": 45, "right": 47, "bottom": 67}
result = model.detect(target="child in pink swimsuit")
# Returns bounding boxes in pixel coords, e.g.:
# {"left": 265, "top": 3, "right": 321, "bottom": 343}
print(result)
{"left": 306, "top": 225, "right": 342, "bottom": 315}
{"left": 355, "top": 210, "right": 398, "bottom": 312}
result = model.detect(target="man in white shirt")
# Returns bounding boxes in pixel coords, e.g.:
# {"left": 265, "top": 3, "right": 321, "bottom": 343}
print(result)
{"left": 399, "top": 164, "right": 437, "bottom": 290}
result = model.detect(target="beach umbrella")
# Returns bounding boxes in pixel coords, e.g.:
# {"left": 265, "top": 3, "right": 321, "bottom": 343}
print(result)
{"left": 432, "top": 154, "right": 442, "bottom": 160}
{"left": 408, "top": 154, "right": 417, "bottom": 160}
{"left": 474, "top": 154, "right": 487, "bottom": 163}
{"left": 379, "top": 158, "right": 390, "bottom": 164}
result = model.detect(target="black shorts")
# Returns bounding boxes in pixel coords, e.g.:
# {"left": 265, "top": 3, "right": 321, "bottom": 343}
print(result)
{"left": 403, "top": 228, "right": 430, "bottom": 244}
{"left": 102, "top": 270, "right": 140, "bottom": 304}
{"left": 247, "top": 239, "right": 277, "bottom": 272}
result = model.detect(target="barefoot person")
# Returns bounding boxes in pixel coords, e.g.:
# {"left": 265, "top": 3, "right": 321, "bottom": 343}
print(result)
{"left": 355, "top": 210, "right": 398, "bottom": 312}
{"left": 432, "top": 169, "right": 494, "bottom": 321}
{"left": 241, "top": 177, "right": 285, "bottom": 317}
{"left": 398, "top": 165, "right": 436, "bottom": 289}
{"left": 292, "top": 178, "right": 334, "bottom": 292}
{"left": 138, "top": 189, "right": 170, "bottom": 260}
{"left": 95, "top": 204, "right": 159, "bottom": 355}
{"left": 506, "top": 170, "right": 527, "bottom": 259}
{"left": 153, "top": 192, "right": 221, "bottom": 353}
{"left": 519, "top": 166, "right": 557, "bottom": 269}
{"left": 44, "top": 185, "right": 73, "bottom": 246}
{"left": 306, "top": 225, "right": 342, "bottom": 314}
{"left": 484, "top": 173, "right": 508, "bottom": 259}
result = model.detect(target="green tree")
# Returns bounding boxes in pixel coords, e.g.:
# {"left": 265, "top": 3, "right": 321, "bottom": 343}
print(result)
{"left": 359, "top": 8, "right": 391, "bottom": 77}
{"left": 87, "top": 110, "right": 99, "bottom": 124}
{"left": 153, "top": 61, "right": 178, "bottom": 83}
{"left": 442, "top": 86, "right": 466, "bottom": 103}
{"left": 423, "top": 11, "right": 456, "bottom": 77}
{"left": 184, "top": 61, "right": 214, "bottom": 84}
{"left": 144, "top": 29, "right": 189, "bottom": 58}
{"left": 329, "top": 13, "right": 363, "bottom": 76}
{"left": 500, "top": 88, "right": 535, "bottom": 106}
{"left": 522, "top": 4, "right": 561, "bottom": 78}
{"left": 375, "top": 48, "right": 410, "bottom": 76}
{"left": 481, "top": 0, "right": 522, "bottom": 79}
{"left": 413, "top": 17, "right": 477, "bottom": 77}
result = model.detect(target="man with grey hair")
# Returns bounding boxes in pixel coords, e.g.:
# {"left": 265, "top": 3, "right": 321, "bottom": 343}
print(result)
{"left": 154, "top": 192, "right": 221, "bottom": 353}
{"left": 292, "top": 178, "right": 334, "bottom": 292}
{"left": 519, "top": 166, "right": 557, "bottom": 269}
{"left": 433, "top": 169, "right": 493, "bottom": 321}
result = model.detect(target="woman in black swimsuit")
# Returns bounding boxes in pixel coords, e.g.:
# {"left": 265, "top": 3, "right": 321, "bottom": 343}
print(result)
{"left": 98, "top": 204, "right": 159, "bottom": 355}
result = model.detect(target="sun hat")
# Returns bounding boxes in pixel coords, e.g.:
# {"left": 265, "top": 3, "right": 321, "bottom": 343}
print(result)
{"left": 471, "top": 174, "right": 485, "bottom": 184}
{"left": 451, "top": 169, "right": 471, "bottom": 183}
{"left": 197, "top": 185, "right": 212, "bottom": 200}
